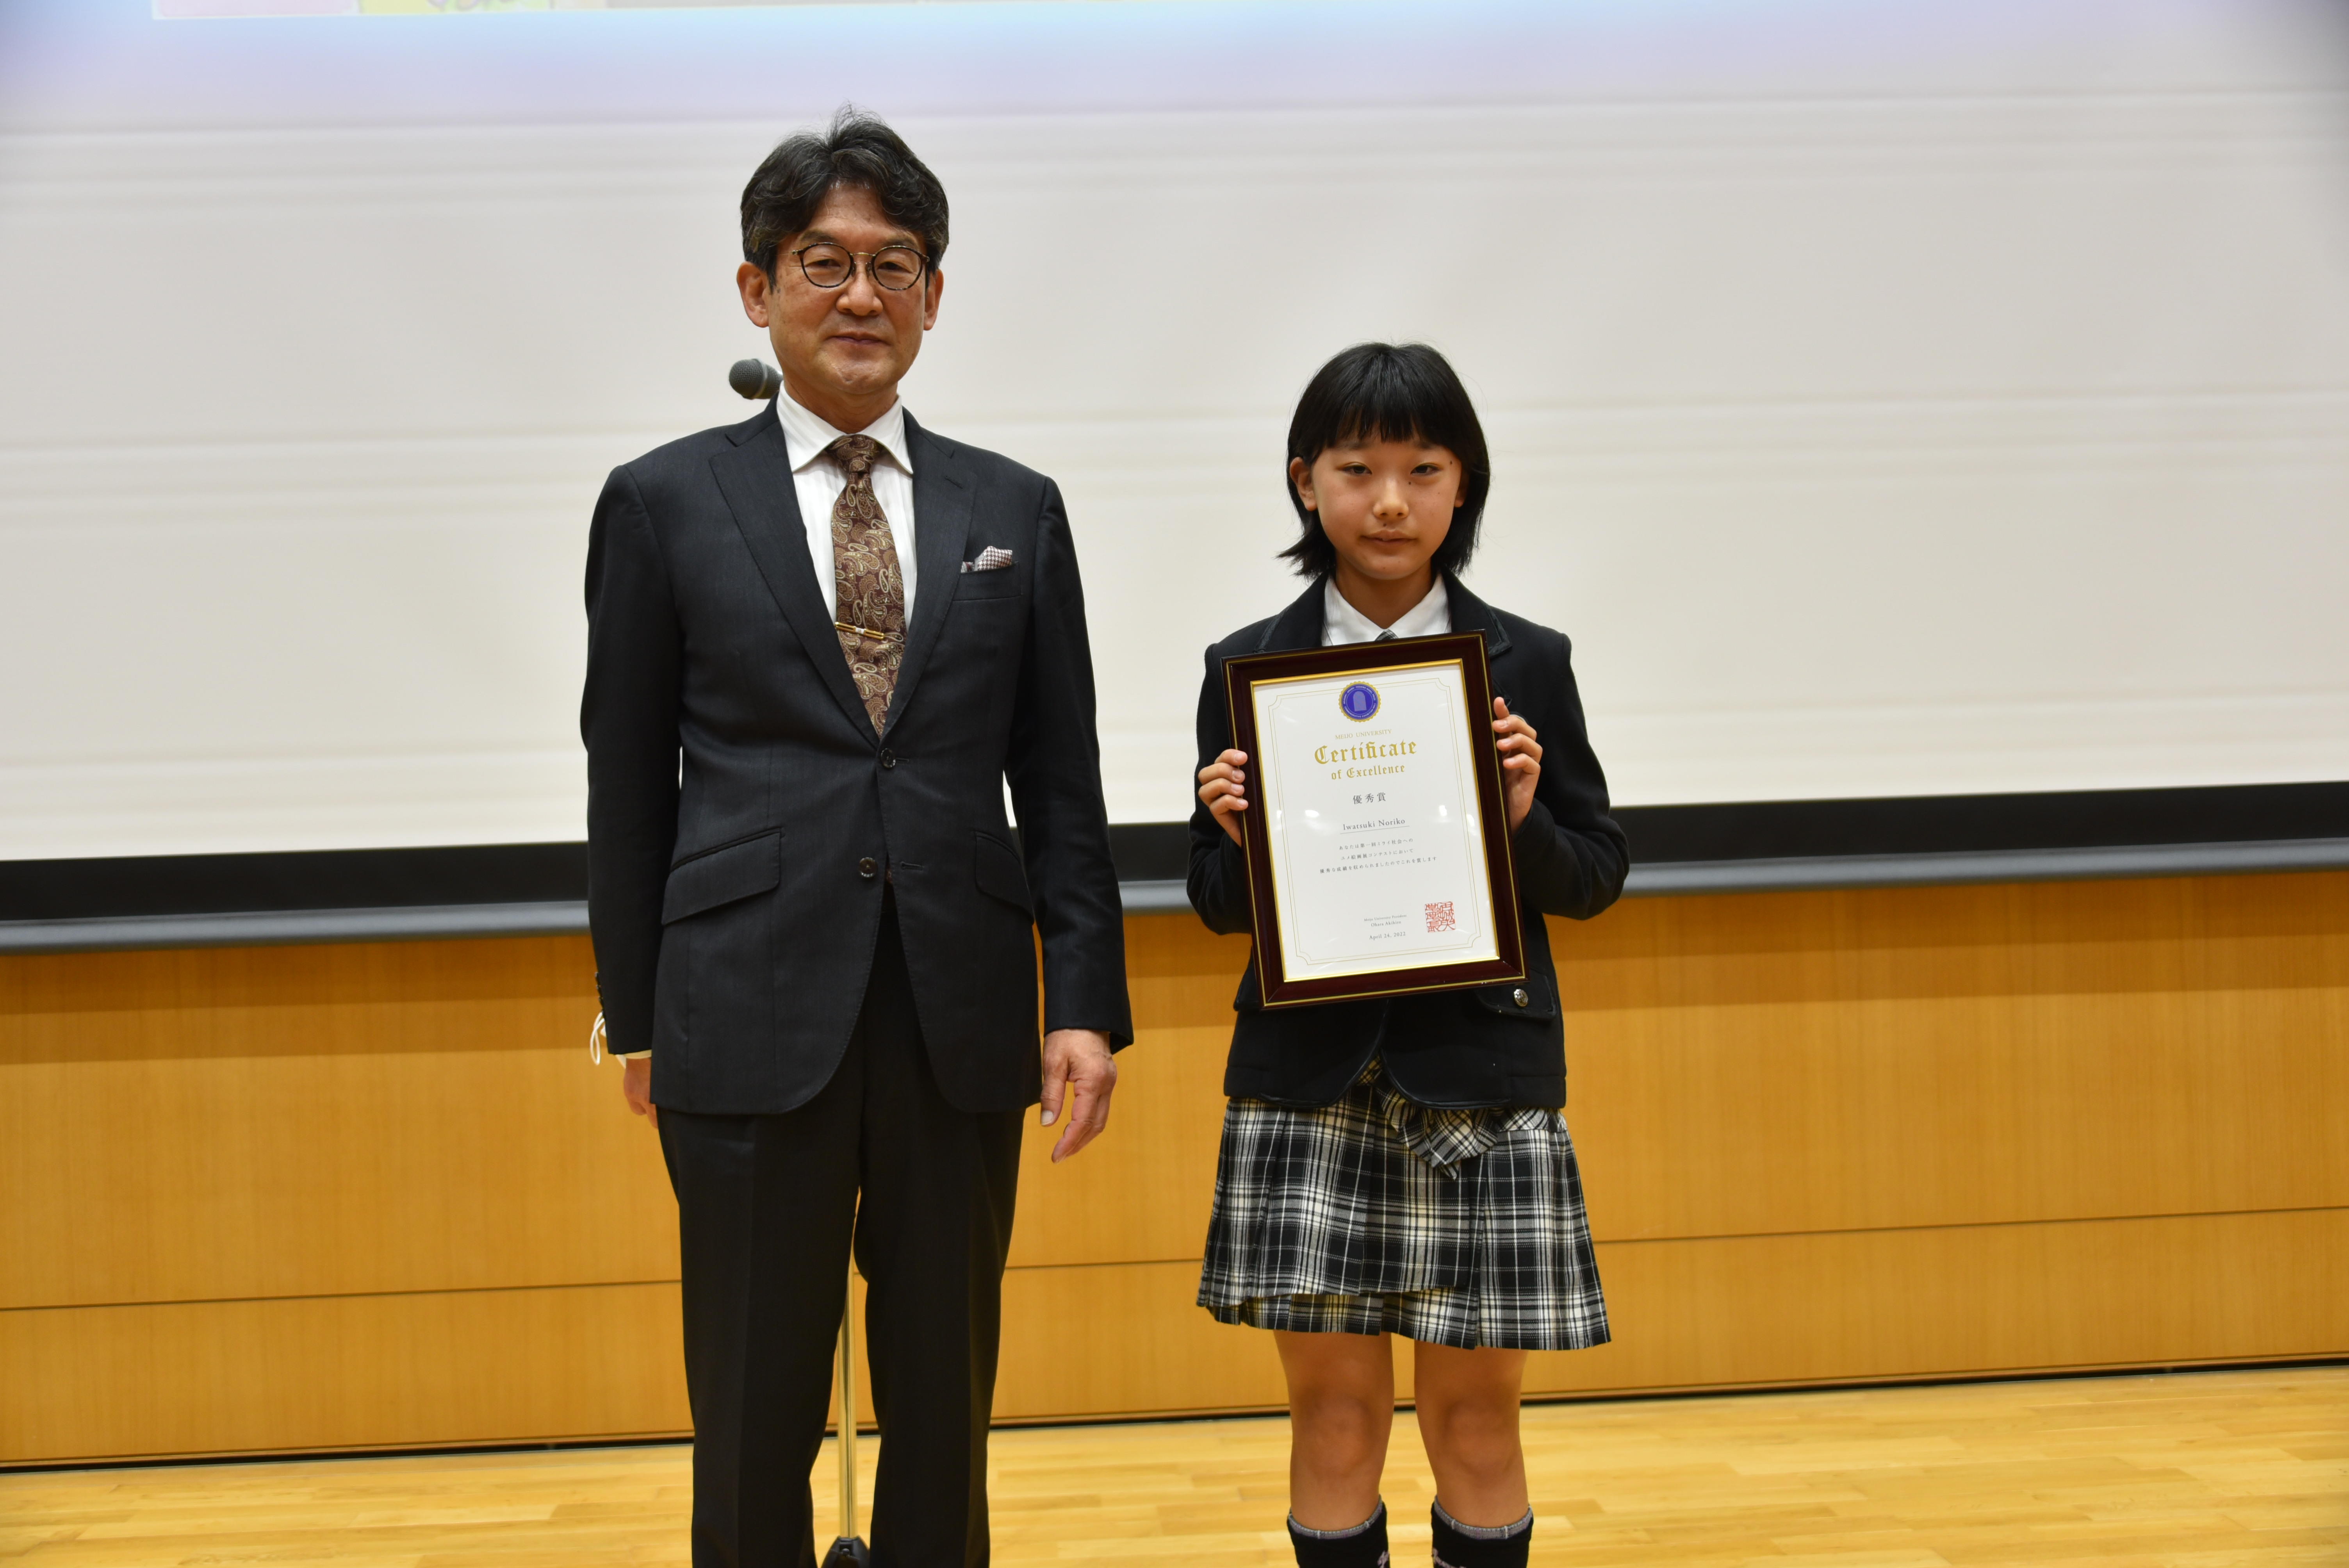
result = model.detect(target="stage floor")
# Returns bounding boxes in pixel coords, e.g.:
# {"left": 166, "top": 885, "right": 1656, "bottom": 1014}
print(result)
{"left": 4, "top": 1367, "right": 2342, "bottom": 1564}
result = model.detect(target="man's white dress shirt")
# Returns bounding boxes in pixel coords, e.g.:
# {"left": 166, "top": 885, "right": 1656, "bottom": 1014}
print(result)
{"left": 1322, "top": 574, "right": 1450, "bottom": 646}
{"left": 775, "top": 389, "right": 920, "bottom": 622}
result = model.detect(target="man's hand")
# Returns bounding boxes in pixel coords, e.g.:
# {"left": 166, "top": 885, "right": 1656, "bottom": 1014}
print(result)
{"left": 621, "top": 1057, "right": 657, "bottom": 1130}
{"left": 1038, "top": 1028, "right": 1116, "bottom": 1163}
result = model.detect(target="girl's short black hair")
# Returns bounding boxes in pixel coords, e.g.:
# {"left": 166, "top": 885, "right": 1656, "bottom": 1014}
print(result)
{"left": 1280, "top": 342, "right": 1491, "bottom": 578}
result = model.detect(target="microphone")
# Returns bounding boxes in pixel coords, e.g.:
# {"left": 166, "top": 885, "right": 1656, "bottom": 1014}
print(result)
{"left": 729, "top": 359, "right": 783, "bottom": 401}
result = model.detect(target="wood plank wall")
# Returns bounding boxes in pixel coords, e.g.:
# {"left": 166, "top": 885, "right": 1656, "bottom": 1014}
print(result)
{"left": 3, "top": 871, "right": 2344, "bottom": 1465}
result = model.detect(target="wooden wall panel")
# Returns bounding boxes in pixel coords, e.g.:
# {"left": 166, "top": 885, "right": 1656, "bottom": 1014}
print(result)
{"left": 1531, "top": 1207, "right": 2349, "bottom": 1399}
{"left": 10, "top": 1207, "right": 2335, "bottom": 1465}
{"left": 996, "top": 1208, "right": 2349, "bottom": 1423}
{"left": 2, "top": 870, "right": 2343, "bottom": 1462}
{"left": 0, "top": 1283, "right": 688, "bottom": 1465}
{"left": 996, "top": 1262, "right": 1287, "bottom": 1421}
{"left": 0, "top": 937, "right": 673, "bottom": 1311}
{"left": 1554, "top": 874, "right": 2349, "bottom": 1242}
{"left": 1002, "top": 915, "right": 1251, "bottom": 1272}
{"left": 1005, "top": 1026, "right": 1228, "bottom": 1272}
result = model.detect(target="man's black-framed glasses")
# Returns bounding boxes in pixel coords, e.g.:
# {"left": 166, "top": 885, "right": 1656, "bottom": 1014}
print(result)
{"left": 791, "top": 243, "right": 929, "bottom": 292}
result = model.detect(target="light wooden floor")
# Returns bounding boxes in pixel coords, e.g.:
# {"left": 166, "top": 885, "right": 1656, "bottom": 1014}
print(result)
{"left": 11, "top": 879, "right": 2347, "bottom": 1463}
{"left": 3, "top": 1367, "right": 2342, "bottom": 1566}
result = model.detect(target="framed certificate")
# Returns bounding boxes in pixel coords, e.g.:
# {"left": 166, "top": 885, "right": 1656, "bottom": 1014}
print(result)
{"left": 1223, "top": 631, "right": 1526, "bottom": 1008}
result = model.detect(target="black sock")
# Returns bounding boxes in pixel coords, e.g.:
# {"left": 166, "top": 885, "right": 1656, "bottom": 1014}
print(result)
{"left": 1287, "top": 1498, "right": 1390, "bottom": 1567}
{"left": 1429, "top": 1499, "right": 1532, "bottom": 1568}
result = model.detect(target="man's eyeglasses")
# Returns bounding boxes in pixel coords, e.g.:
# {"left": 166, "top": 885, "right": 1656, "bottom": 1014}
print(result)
{"left": 790, "top": 243, "right": 930, "bottom": 292}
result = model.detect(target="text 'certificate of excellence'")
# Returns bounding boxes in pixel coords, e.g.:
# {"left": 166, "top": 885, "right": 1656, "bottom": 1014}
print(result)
{"left": 1223, "top": 632, "right": 1526, "bottom": 1007}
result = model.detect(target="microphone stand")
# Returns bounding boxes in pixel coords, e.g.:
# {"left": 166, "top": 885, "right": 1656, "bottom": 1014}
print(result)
{"left": 822, "top": 1258, "right": 871, "bottom": 1568}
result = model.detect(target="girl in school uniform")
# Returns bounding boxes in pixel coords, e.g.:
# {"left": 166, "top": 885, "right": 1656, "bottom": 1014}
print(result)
{"left": 1189, "top": 343, "right": 1629, "bottom": 1568}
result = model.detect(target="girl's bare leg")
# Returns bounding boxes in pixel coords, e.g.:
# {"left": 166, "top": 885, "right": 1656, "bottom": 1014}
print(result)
{"left": 1274, "top": 1329, "right": 1396, "bottom": 1530}
{"left": 1411, "top": 1342, "right": 1529, "bottom": 1527}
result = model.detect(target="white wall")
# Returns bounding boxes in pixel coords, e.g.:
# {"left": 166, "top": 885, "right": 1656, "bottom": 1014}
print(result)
{"left": 2, "top": 0, "right": 2345, "bottom": 857}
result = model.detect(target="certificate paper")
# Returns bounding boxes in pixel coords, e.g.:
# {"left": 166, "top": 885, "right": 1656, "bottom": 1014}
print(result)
{"left": 1255, "top": 661, "right": 1499, "bottom": 979}
{"left": 1224, "top": 633, "right": 1526, "bottom": 1007}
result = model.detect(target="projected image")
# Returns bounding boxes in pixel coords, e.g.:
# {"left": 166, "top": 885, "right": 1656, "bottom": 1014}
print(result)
{"left": 7, "top": 0, "right": 2347, "bottom": 857}
{"left": 155, "top": 0, "right": 1023, "bottom": 14}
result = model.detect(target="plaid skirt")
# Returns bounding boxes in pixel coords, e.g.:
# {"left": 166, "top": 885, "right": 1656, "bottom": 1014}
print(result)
{"left": 1197, "top": 1065, "right": 1609, "bottom": 1352}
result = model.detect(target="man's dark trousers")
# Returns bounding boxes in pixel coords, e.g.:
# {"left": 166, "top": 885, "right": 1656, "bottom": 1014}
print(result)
{"left": 658, "top": 896, "right": 1023, "bottom": 1568}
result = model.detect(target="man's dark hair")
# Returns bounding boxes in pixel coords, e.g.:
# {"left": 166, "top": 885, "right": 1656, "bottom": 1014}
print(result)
{"left": 1279, "top": 342, "right": 1491, "bottom": 578}
{"left": 741, "top": 107, "right": 949, "bottom": 278}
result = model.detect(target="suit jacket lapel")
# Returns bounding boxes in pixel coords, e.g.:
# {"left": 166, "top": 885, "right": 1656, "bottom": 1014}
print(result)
{"left": 881, "top": 415, "right": 973, "bottom": 739}
{"left": 1255, "top": 579, "right": 1327, "bottom": 652}
{"left": 1442, "top": 573, "right": 1517, "bottom": 715}
{"left": 1442, "top": 572, "right": 1515, "bottom": 659}
{"left": 707, "top": 409, "right": 875, "bottom": 743}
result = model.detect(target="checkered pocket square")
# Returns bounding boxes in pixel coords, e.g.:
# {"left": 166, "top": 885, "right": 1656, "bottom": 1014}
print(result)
{"left": 961, "top": 546, "right": 1015, "bottom": 574}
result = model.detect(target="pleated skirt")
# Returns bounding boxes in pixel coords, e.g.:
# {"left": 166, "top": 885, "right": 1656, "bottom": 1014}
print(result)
{"left": 1196, "top": 1066, "right": 1609, "bottom": 1352}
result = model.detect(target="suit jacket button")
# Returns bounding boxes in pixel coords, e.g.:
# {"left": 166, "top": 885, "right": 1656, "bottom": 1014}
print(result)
{"left": 880, "top": 749, "right": 896, "bottom": 769}
{"left": 858, "top": 857, "right": 878, "bottom": 879}
{"left": 1512, "top": 987, "right": 1529, "bottom": 1007}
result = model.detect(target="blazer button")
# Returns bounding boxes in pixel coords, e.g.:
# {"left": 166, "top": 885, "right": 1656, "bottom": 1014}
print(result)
{"left": 858, "top": 857, "right": 879, "bottom": 879}
{"left": 879, "top": 749, "right": 896, "bottom": 769}
{"left": 1512, "top": 987, "right": 1529, "bottom": 1008}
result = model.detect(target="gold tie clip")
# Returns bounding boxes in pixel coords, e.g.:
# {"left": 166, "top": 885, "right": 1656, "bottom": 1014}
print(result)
{"left": 834, "top": 620, "right": 900, "bottom": 643}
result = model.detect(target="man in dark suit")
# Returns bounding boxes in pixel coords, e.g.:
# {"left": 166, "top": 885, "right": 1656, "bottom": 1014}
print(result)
{"left": 581, "top": 111, "right": 1132, "bottom": 1567}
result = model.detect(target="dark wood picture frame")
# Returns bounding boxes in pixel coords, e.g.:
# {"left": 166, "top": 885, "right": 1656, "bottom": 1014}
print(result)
{"left": 1222, "top": 631, "right": 1526, "bottom": 1009}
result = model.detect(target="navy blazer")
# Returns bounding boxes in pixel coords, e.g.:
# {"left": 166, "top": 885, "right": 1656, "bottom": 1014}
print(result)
{"left": 582, "top": 403, "right": 1132, "bottom": 1117}
{"left": 1187, "top": 576, "right": 1629, "bottom": 1109}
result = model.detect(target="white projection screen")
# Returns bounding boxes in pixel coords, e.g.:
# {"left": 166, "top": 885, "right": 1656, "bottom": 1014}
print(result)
{"left": 1, "top": 0, "right": 2345, "bottom": 861}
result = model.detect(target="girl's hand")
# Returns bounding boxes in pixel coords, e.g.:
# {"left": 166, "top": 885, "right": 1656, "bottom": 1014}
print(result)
{"left": 1493, "top": 698, "right": 1541, "bottom": 833}
{"left": 1198, "top": 748, "right": 1249, "bottom": 847}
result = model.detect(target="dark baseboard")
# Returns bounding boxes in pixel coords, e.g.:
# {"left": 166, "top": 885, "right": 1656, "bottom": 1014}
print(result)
{"left": 1616, "top": 780, "right": 2349, "bottom": 863}
{"left": 2, "top": 781, "right": 2344, "bottom": 930}
{"left": 0, "top": 841, "right": 590, "bottom": 925}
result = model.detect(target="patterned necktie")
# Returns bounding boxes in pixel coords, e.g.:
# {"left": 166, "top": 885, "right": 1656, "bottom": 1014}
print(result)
{"left": 824, "top": 433, "right": 905, "bottom": 734}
